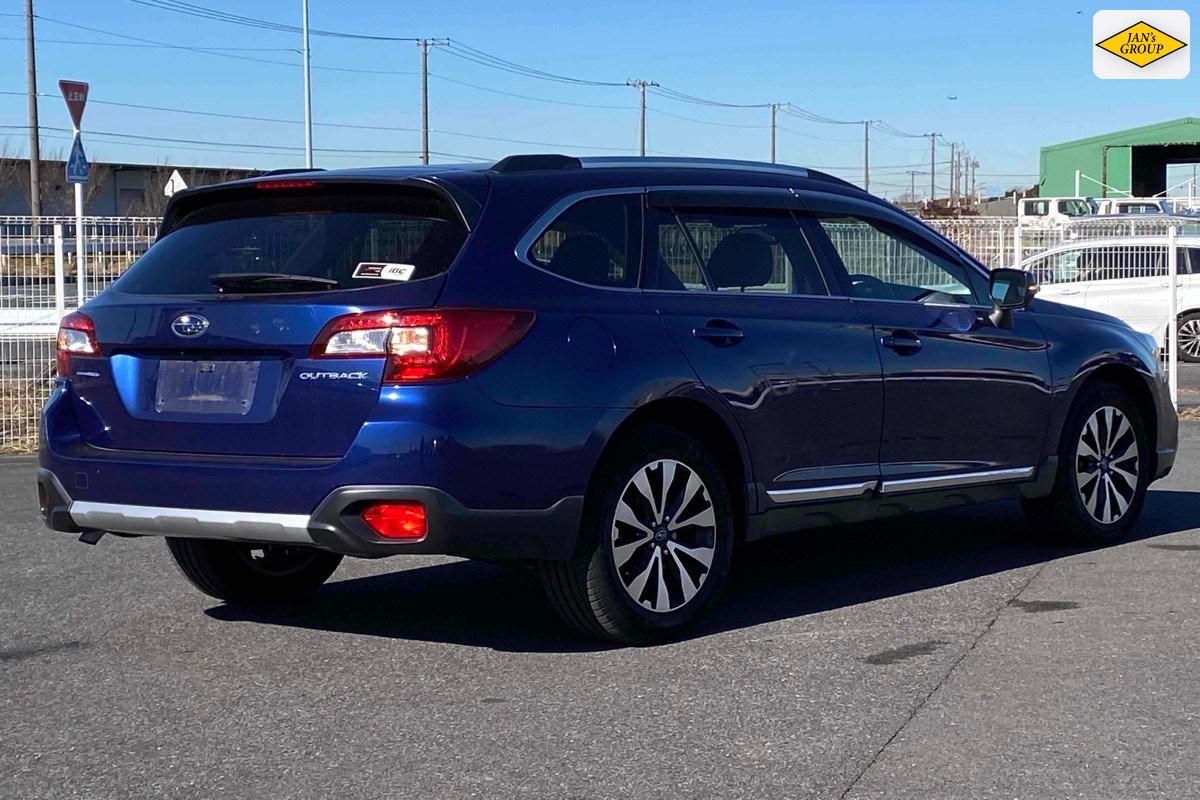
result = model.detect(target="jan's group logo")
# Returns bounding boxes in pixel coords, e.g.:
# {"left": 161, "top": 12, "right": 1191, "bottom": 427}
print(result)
{"left": 1094, "top": 10, "right": 1189, "bottom": 79}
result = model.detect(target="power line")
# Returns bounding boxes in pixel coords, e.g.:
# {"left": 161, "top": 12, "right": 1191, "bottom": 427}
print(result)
{"left": 0, "top": 35, "right": 296, "bottom": 51}
{"left": 648, "top": 107, "right": 768, "bottom": 130}
{"left": 429, "top": 73, "right": 634, "bottom": 110}
{"left": 128, "top": 0, "right": 419, "bottom": 41}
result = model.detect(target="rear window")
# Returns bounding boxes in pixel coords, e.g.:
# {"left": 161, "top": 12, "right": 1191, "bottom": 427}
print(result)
{"left": 528, "top": 194, "right": 641, "bottom": 288}
{"left": 114, "top": 188, "right": 467, "bottom": 295}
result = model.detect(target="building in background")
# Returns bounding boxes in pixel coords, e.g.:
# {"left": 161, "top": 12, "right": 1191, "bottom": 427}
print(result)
{"left": 0, "top": 158, "right": 259, "bottom": 217}
{"left": 1039, "top": 118, "right": 1200, "bottom": 198}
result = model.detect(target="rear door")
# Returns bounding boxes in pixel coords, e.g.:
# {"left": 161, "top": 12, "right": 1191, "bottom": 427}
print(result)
{"left": 1075, "top": 243, "right": 1168, "bottom": 335}
{"left": 68, "top": 182, "right": 469, "bottom": 458}
{"left": 643, "top": 189, "right": 883, "bottom": 502}
{"left": 800, "top": 191, "right": 1052, "bottom": 488}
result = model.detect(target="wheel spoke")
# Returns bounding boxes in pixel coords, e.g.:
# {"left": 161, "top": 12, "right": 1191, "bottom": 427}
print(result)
{"left": 668, "top": 540, "right": 715, "bottom": 570}
{"left": 668, "top": 547, "right": 701, "bottom": 604}
{"left": 631, "top": 467, "right": 659, "bottom": 524}
{"left": 1108, "top": 475, "right": 1131, "bottom": 518}
{"left": 656, "top": 460, "right": 677, "bottom": 522}
{"left": 625, "top": 549, "right": 658, "bottom": 605}
{"left": 612, "top": 531, "right": 652, "bottom": 569}
{"left": 654, "top": 551, "right": 670, "bottom": 611}
{"left": 614, "top": 501, "right": 653, "bottom": 537}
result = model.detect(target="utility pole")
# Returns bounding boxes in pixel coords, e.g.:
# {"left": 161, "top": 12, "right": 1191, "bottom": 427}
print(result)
{"left": 418, "top": 39, "right": 450, "bottom": 165}
{"left": 627, "top": 80, "right": 658, "bottom": 157}
{"left": 949, "top": 142, "right": 957, "bottom": 207}
{"left": 25, "top": 0, "right": 40, "bottom": 219}
{"left": 862, "top": 120, "right": 871, "bottom": 192}
{"left": 769, "top": 103, "right": 778, "bottom": 163}
{"left": 301, "top": 0, "right": 312, "bottom": 168}
{"left": 970, "top": 159, "right": 978, "bottom": 206}
{"left": 908, "top": 169, "right": 919, "bottom": 201}
{"left": 927, "top": 133, "right": 939, "bottom": 202}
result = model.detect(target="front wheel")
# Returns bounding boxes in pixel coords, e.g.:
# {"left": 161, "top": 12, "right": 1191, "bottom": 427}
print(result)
{"left": 1178, "top": 311, "right": 1200, "bottom": 363}
{"left": 166, "top": 538, "right": 343, "bottom": 604}
{"left": 1021, "top": 381, "right": 1149, "bottom": 545}
{"left": 538, "top": 426, "right": 736, "bottom": 645}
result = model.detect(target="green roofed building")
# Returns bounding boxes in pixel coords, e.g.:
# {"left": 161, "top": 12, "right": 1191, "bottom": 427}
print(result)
{"left": 1039, "top": 118, "right": 1200, "bottom": 197}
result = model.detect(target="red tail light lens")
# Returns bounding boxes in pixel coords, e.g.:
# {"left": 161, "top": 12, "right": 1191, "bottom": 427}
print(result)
{"left": 310, "top": 309, "right": 535, "bottom": 383}
{"left": 56, "top": 311, "right": 98, "bottom": 377}
{"left": 361, "top": 502, "right": 427, "bottom": 540}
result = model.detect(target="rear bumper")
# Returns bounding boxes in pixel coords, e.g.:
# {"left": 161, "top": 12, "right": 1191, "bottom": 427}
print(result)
{"left": 38, "top": 469, "right": 583, "bottom": 560}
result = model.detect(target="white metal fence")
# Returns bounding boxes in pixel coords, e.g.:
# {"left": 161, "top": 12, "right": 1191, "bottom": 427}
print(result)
{"left": 0, "top": 214, "right": 1185, "bottom": 453}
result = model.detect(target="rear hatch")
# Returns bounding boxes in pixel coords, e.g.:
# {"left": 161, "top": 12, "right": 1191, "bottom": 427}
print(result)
{"left": 65, "top": 181, "right": 471, "bottom": 458}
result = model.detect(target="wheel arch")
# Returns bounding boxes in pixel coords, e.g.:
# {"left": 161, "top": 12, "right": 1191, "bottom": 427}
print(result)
{"left": 590, "top": 394, "right": 754, "bottom": 534}
{"left": 1072, "top": 362, "right": 1159, "bottom": 476}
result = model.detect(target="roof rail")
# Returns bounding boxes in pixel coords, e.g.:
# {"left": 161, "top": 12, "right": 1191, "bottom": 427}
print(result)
{"left": 491, "top": 154, "right": 582, "bottom": 173}
{"left": 259, "top": 167, "right": 327, "bottom": 177}
{"left": 485, "top": 153, "right": 861, "bottom": 191}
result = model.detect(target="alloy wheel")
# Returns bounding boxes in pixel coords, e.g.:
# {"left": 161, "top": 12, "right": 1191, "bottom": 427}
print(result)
{"left": 610, "top": 459, "right": 717, "bottom": 613}
{"left": 1075, "top": 406, "right": 1140, "bottom": 525}
{"left": 1179, "top": 318, "right": 1200, "bottom": 360}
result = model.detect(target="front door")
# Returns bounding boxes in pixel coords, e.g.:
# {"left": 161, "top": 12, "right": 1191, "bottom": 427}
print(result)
{"left": 800, "top": 193, "right": 1053, "bottom": 491}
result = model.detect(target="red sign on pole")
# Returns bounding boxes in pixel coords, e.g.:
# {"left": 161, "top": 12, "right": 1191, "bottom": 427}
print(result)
{"left": 58, "top": 80, "right": 89, "bottom": 130}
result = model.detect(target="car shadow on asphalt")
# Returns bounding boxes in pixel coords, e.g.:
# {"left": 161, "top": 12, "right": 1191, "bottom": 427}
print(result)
{"left": 206, "top": 489, "right": 1200, "bottom": 652}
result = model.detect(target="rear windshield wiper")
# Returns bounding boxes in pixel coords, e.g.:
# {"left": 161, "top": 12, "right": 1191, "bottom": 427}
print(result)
{"left": 209, "top": 273, "right": 339, "bottom": 293}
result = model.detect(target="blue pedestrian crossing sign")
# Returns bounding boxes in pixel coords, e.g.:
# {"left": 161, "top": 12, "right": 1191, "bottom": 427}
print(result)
{"left": 66, "top": 134, "right": 89, "bottom": 184}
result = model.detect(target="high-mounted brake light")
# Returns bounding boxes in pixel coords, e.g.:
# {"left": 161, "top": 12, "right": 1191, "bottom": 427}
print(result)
{"left": 255, "top": 179, "right": 319, "bottom": 190}
{"left": 310, "top": 308, "right": 535, "bottom": 383}
{"left": 56, "top": 311, "right": 98, "bottom": 377}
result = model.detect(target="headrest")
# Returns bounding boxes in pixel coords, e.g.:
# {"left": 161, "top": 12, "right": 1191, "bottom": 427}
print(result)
{"left": 547, "top": 235, "right": 612, "bottom": 285}
{"left": 706, "top": 232, "right": 773, "bottom": 289}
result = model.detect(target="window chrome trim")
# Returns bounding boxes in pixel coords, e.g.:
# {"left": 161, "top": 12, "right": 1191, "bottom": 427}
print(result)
{"left": 69, "top": 501, "right": 314, "bottom": 544}
{"left": 879, "top": 466, "right": 1036, "bottom": 495}
{"left": 767, "top": 480, "right": 877, "bottom": 504}
{"left": 513, "top": 187, "right": 646, "bottom": 293}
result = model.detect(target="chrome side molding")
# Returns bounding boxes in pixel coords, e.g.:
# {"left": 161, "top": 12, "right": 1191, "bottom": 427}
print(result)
{"left": 767, "top": 466, "right": 1037, "bottom": 505}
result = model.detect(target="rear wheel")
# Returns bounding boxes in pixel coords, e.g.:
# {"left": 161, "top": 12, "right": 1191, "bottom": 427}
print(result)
{"left": 1178, "top": 311, "right": 1200, "bottom": 363}
{"left": 166, "top": 538, "right": 343, "bottom": 603}
{"left": 1021, "top": 381, "right": 1149, "bottom": 545}
{"left": 538, "top": 426, "right": 735, "bottom": 645}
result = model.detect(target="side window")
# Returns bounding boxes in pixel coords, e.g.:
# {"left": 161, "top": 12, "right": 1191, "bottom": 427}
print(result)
{"left": 529, "top": 194, "right": 641, "bottom": 288}
{"left": 1186, "top": 248, "right": 1200, "bottom": 274}
{"left": 648, "top": 208, "right": 827, "bottom": 295}
{"left": 1023, "top": 200, "right": 1049, "bottom": 217}
{"left": 1029, "top": 249, "right": 1084, "bottom": 285}
{"left": 1080, "top": 246, "right": 1164, "bottom": 281}
{"left": 815, "top": 215, "right": 977, "bottom": 303}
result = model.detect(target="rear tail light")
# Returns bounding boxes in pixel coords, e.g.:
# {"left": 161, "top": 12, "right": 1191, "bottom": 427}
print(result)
{"left": 56, "top": 311, "right": 98, "bottom": 377}
{"left": 310, "top": 308, "right": 535, "bottom": 383}
{"left": 361, "top": 502, "right": 427, "bottom": 540}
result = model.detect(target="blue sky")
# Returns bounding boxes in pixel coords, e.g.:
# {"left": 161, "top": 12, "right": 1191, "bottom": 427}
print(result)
{"left": 1, "top": 0, "right": 1196, "bottom": 198}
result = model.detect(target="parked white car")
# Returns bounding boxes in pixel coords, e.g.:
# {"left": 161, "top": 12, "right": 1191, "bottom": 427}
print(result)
{"left": 1094, "top": 198, "right": 1173, "bottom": 215}
{"left": 1017, "top": 197, "right": 1095, "bottom": 226}
{"left": 1019, "top": 235, "right": 1200, "bottom": 362}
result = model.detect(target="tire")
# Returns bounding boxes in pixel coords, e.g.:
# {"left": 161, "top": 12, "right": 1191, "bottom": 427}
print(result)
{"left": 1178, "top": 311, "right": 1200, "bottom": 364}
{"left": 1021, "top": 380, "right": 1149, "bottom": 546}
{"left": 166, "top": 538, "right": 343, "bottom": 604}
{"left": 537, "top": 425, "right": 736, "bottom": 645}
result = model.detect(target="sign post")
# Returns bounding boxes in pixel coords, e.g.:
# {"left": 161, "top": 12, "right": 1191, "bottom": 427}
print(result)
{"left": 59, "top": 80, "right": 88, "bottom": 307}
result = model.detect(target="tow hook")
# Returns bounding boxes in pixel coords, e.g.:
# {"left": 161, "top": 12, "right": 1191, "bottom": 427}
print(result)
{"left": 78, "top": 530, "right": 105, "bottom": 545}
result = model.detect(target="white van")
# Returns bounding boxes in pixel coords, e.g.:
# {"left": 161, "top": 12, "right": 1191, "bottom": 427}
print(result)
{"left": 1019, "top": 235, "right": 1200, "bottom": 361}
{"left": 1017, "top": 197, "right": 1094, "bottom": 226}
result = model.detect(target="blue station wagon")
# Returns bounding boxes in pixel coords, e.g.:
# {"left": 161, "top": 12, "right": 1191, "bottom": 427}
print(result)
{"left": 38, "top": 155, "right": 1178, "bottom": 643}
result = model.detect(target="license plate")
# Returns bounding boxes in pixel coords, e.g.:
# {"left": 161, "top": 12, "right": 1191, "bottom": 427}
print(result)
{"left": 155, "top": 360, "right": 260, "bottom": 416}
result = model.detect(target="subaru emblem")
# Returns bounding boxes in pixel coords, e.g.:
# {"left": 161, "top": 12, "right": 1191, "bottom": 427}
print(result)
{"left": 171, "top": 313, "right": 209, "bottom": 338}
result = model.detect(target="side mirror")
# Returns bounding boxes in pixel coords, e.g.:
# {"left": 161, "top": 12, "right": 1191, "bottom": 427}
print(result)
{"left": 988, "top": 268, "right": 1039, "bottom": 327}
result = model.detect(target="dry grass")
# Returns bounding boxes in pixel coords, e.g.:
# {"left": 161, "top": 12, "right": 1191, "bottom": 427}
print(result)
{"left": 1179, "top": 405, "right": 1200, "bottom": 421}
{"left": 0, "top": 376, "right": 53, "bottom": 455}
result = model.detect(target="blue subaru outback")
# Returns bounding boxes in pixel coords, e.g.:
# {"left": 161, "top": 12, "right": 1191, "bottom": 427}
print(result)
{"left": 38, "top": 155, "right": 1178, "bottom": 644}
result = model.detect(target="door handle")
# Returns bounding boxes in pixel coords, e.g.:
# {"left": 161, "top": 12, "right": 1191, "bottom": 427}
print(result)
{"left": 881, "top": 331, "right": 922, "bottom": 353}
{"left": 693, "top": 321, "right": 744, "bottom": 346}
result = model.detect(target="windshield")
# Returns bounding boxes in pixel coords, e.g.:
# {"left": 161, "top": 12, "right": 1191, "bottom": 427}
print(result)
{"left": 114, "top": 189, "right": 468, "bottom": 296}
{"left": 1057, "top": 199, "right": 1092, "bottom": 217}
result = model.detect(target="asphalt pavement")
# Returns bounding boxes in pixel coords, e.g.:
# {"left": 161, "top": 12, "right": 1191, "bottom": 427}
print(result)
{"left": 2, "top": 423, "right": 1199, "bottom": 799}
